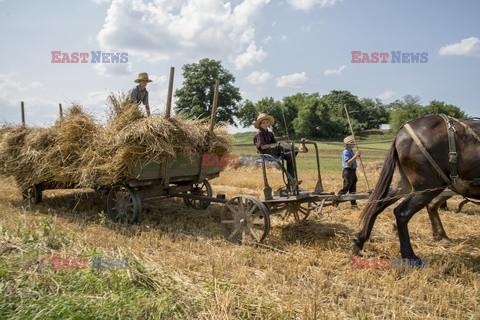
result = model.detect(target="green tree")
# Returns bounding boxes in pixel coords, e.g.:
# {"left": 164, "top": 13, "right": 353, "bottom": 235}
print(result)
{"left": 236, "top": 97, "right": 284, "bottom": 135}
{"left": 236, "top": 99, "right": 257, "bottom": 128}
{"left": 321, "top": 90, "right": 364, "bottom": 133}
{"left": 424, "top": 100, "right": 467, "bottom": 118}
{"left": 359, "top": 98, "right": 390, "bottom": 129}
{"left": 388, "top": 95, "right": 424, "bottom": 131}
{"left": 292, "top": 94, "right": 322, "bottom": 138}
{"left": 174, "top": 58, "right": 241, "bottom": 126}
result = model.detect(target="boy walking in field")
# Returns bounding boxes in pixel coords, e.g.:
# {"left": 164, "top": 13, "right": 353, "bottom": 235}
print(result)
{"left": 338, "top": 135, "right": 361, "bottom": 208}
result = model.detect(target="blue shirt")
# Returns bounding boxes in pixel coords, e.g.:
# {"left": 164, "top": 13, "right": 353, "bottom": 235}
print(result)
{"left": 128, "top": 85, "right": 149, "bottom": 106}
{"left": 342, "top": 148, "right": 357, "bottom": 169}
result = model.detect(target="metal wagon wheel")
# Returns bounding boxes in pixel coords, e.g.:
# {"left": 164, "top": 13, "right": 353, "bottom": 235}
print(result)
{"left": 183, "top": 180, "right": 212, "bottom": 210}
{"left": 283, "top": 201, "right": 313, "bottom": 222}
{"left": 221, "top": 195, "right": 270, "bottom": 244}
{"left": 22, "top": 184, "right": 42, "bottom": 209}
{"left": 107, "top": 185, "right": 141, "bottom": 224}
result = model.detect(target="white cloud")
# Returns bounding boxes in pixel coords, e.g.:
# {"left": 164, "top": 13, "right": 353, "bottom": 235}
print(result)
{"left": 31, "top": 81, "right": 42, "bottom": 88}
{"left": 93, "top": 62, "right": 133, "bottom": 77}
{"left": 262, "top": 36, "right": 272, "bottom": 44}
{"left": 232, "top": 42, "right": 268, "bottom": 70}
{"left": 97, "top": 0, "right": 270, "bottom": 68}
{"left": 281, "top": 35, "right": 288, "bottom": 42}
{"left": 438, "top": 37, "right": 480, "bottom": 57}
{"left": 0, "top": 73, "right": 58, "bottom": 125}
{"left": 287, "top": 0, "right": 341, "bottom": 12}
{"left": 376, "top": 90, "right": 395, "bottom": 100}
{"left": 324, "top": 64, "right": 346, "bottom": 76}
{"left": 246, "top": 70, "right": 272, "bottom": 85}
{"left": 276, "top": 72, "right": 308, "bottom": 88}
{"left": 90, "top": 0, "right": 111, "bottom": 4}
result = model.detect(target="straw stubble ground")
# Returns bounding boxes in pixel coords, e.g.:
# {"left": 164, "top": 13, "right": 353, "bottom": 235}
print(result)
{"left": 0, "top": 161, "right": 479, "bottom": 319}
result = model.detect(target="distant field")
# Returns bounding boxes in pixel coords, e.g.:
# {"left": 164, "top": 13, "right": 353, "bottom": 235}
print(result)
{"left": 230, "top": 131, "right": 394, "bottom": 171}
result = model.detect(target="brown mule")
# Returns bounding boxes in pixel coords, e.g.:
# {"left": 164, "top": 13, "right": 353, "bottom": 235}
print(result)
{"left": 353, "top": 115, "right": 480, "bottom": 260}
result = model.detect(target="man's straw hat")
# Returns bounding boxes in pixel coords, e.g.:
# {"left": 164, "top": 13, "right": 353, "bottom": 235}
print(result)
{"left": 254, "top": 113, "right": 275, "bottom": 129}
{"left": 134, "top": 72, "right": 153, "bottom": 83}
{"left": 343, "top": 135, "right": 356, "bottom": 145}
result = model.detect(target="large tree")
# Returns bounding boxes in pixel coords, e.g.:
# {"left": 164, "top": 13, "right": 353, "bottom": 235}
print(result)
{"left": 424, "top": 100, "right": 467, "bottom": 118}
{"left": 174, "top": 58, "right": 241, "bottom": 126}
{"left": 388, "top": 95, "right": 425, "bottom": 132}
{"left": 388, "top": 96, "right": 466, "bottom": 132}
{"left": 236, "top": 97, "right": 287, "bottom": 137}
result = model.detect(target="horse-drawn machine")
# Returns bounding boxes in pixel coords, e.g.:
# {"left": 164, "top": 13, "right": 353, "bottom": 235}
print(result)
{"left": 20, "top": 75, "right": 372, "bottom": 245}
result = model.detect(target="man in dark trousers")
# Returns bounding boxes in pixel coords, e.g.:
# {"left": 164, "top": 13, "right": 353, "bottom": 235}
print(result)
{"left": 253, "top": 113, "right": 301, "bottom": 189}
{"left": 338, "top": 135, "right": 361, "bottom": 208}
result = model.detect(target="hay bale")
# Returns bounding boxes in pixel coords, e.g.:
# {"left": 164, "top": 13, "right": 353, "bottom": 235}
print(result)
{"left": 0, "top": 98, "right": 232, "bottom": 190}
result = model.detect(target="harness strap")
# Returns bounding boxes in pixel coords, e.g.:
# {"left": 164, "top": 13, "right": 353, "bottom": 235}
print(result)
{"left": 439, "top": 114, "right": 458, "bottom": 180}
{"left": 404, "top": 123, "right": 450, "bottom": 184}
{"left": 452, "top": 117, "right": 480, "bottom": 144}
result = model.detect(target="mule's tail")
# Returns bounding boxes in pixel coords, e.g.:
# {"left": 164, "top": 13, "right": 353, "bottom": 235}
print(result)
{"left": 359, "top": 139, "right": 398, "bottom": 231}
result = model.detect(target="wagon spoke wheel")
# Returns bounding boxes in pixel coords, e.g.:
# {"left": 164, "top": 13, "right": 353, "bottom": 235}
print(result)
{"left": 184, "top": 180, "right": 212, "bottom": 210}
{"left": 22, "top": 184, "right": 42, "bottom": 209}
{"left": 107, "top": 185, "right": 141, "bottom": 224}
{"left": 221, "top": 195, "right": 270, "bottom": 245}
{"left": 283, "top": 201, "right": 312, "bottom": 222}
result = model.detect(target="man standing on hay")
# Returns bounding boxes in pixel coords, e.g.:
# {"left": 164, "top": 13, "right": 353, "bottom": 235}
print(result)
{"left": 338, "top": 135, "right": 360, "bottom": 208}
{"left": 128, "top": 72, "right": 152, "bottom": 116}
{"left": 253, "top": 113, "right": 301, "bottom": 189}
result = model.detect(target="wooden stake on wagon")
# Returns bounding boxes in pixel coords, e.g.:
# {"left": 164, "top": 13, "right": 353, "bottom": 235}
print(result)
{"left": 344, "top": 104, "right": 371, "bottom": 192}
{"left": 59, "top": 103, "right": 63, "bottom": 118}
{"left": 21, "top": 101, "right": 25, "bottom": 126}
{"left": 165, "top": 67, "right": 175, "bottom": 119}
{"left": 209, "top": 79, "right": 220, "bottom": 132}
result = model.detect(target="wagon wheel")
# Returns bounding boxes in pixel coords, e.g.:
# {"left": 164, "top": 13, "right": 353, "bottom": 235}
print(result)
{"left": 107, "top": 185, "right": 141, "bottom": 224}
{"left": 282, "top": 201, "right": 313, "bottom": 222}
{"left": 221, "top": 195, "right": 270, "bottom": 244}
{"left": 183, "top": 180, "right": 212, "bottom": 210}
{"left": 22, "top": 184, "right": 42, "bottom": 209}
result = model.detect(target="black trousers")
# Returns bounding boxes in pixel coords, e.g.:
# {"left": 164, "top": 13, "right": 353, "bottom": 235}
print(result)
{"left": 260, "top": 141, "right": 298, "bottom": 184}
{"left": 338, "top": 168, "right": 358, "bottom": 205}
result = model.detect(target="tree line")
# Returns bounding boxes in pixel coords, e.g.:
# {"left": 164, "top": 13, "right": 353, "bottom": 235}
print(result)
{"left": 174, "top": 58, "right": 467, "bottom": 138}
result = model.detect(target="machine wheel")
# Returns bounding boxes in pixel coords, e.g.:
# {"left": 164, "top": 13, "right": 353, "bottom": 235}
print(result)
{"left": 283, "top": 201, "right": 313, "bottom": 222}
{"left": 22, "top": 184, "right": 42, "bottom": 209}
{"left": 183, "top": 180, "right": 212, "bottom": 210}
{"left": 107, "top": 185, "right": 141, "bottom": 224}
{"left": 221, "top": 195, "right": 270, "bottom": 244}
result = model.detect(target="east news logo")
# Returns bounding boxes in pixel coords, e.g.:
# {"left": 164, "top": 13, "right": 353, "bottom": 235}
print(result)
{"left": 51, "top": 51, "right": 128, "bottom": 63}
{"left": 351, "top": 51, "right": 428, "bottom": 63}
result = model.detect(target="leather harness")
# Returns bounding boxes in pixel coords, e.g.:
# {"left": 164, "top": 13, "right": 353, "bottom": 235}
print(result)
{"left": 404, "top": 114, "right": 480, "bottom": 187}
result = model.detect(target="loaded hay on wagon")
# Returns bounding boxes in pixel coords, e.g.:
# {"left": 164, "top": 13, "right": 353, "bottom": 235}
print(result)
{"left": 0, "top": 96, "right": 232, "bottom": 194}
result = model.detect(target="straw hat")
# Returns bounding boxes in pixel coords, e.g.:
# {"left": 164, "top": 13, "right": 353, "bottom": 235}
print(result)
{"left": 343, "top": 135, "right": 355, "bottom": 145}
{"left": 254, "top": 113, "right": 275, "bottom": 129}
{"left": 134, "top": 72, "right": 153, "bottom": 83}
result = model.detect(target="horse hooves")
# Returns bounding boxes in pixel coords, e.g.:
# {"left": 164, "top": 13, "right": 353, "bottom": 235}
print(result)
{"left": 433, "top": 233, "right": 450, "bottom": 241}
{"left": 352, "top": 242, "right": 363, "bottom": 256}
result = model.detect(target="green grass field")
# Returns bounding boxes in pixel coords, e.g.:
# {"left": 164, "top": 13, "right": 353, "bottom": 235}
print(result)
{"left": 230, "top": 130, "right": 394, "bottom": 171}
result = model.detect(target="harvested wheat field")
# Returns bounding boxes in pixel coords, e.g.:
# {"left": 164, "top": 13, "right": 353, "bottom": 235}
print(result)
{"left": 0, "top": 144, "right": 479, "bottom": 319}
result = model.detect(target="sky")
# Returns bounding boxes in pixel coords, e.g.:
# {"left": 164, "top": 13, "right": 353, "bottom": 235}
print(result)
{"left": 0, "top": 0, "right": 479, "bottom": 133}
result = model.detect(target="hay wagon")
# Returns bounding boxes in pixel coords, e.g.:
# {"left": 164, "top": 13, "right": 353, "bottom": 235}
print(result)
{"left": 17, "top": 70, "right": 370, "bottom": 244}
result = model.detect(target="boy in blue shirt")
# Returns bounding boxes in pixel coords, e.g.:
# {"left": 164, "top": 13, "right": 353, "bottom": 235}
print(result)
{"left": 338, "top": 135, "right": 361, "bottom": 208}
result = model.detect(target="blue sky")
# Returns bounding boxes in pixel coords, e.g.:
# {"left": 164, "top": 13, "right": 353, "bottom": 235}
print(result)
{"left": 1, "top": 0, "right": 479, "bottom": 133}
